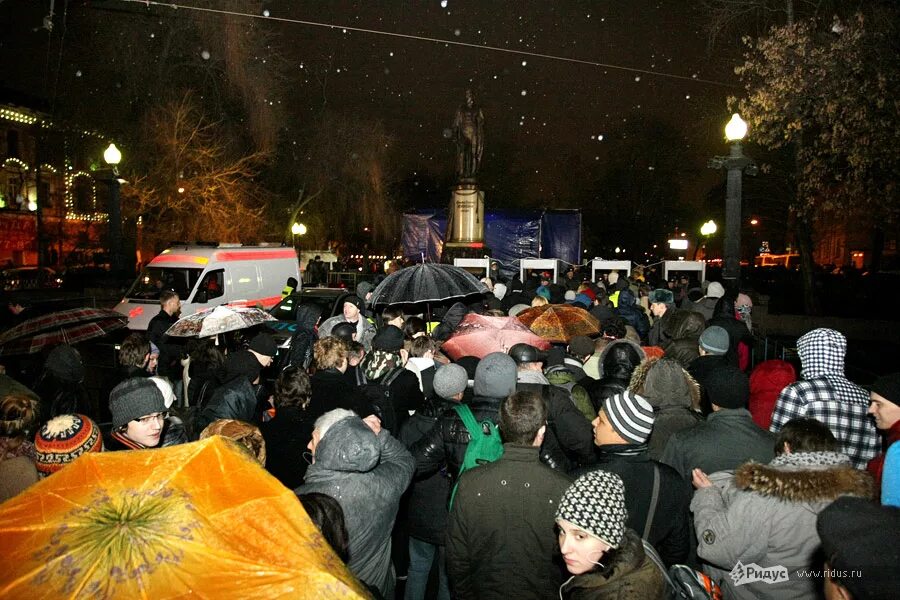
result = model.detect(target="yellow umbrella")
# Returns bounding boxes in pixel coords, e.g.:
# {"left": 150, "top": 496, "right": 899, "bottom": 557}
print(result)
{"left": 0, "top": 437, "right": 370, "bottom": 599}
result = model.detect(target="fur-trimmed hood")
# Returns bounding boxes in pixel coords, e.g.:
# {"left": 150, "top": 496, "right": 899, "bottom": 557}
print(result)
{"left": 735, "top": 452, "right": 875, "bottom": 503}
{"left": 628, "top": 356, "right": 701, "bottom": 411}
{"left": 598, "top": 338, "right": 646, "bottom": 381}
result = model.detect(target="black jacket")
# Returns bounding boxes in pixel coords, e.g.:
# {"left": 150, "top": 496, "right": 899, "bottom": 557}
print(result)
{"left": 648, "top": 306, "right": 676, "bottom": 348}
{"left": 517, "top": 382, "right": 596, "bottom": 471}
{"left": 259, "top": 405, "right": 315, "bottom": 489}
{"left": 614, "top": 289, "right": 650, "bottom": 341}
{"left": 194, "top": 376, "right": 258, "bottom": 434}
{"left": 590, "top": 339, "right": 645, "bottom": 411}
{"left": 398, "top": 397, "right": 455, "bottom": 545}
{"left": 576, "top": 445, "right": 692, "bottom": 567}
{"left": 308, "top": 368, "right": 373, "bottom": 421}
{"left": 147, "top": 309, "right": 182, "bottom": 381}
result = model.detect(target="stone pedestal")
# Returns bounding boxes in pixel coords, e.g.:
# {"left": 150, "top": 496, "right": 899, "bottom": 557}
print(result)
{"left": 441, "top": 182, "right": 490, "bottom": 263}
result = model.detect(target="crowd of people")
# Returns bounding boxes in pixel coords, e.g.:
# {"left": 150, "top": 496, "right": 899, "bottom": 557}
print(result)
{"left": 1, "top": 264, "right": 899, "bottom": 599}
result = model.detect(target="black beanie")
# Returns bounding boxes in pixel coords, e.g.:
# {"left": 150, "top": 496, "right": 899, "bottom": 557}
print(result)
{"left": 225, "top": 350, "right": 262, "bottom": 383}
{"left": 248, "top": 332, "right": 277, "bottom": 358}
{"left": 871, "top": 373, "right": 900, "bottom": 406}
{"left": 372, "top": 325, "right": 404, "bottom": 352}
{"left": 703, "top": 364, "right": 749, "bottom": 409}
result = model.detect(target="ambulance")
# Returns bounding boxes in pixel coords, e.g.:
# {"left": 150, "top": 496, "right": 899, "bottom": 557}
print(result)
{"left": 114, "top": 244, "right": 300, "bottom": 330}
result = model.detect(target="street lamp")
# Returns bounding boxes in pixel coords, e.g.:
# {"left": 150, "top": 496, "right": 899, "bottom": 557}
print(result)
{"left": 700, "top": 220, "right": 718, "bottom": 237}
{"left": 104, "top": 142, "right": 124, "bottom": 275}
{"left": 291, "top": 221, "right": 307, "bottom": 259}
{"left": 709, "top": 114, "right": 755, "bottom": 283}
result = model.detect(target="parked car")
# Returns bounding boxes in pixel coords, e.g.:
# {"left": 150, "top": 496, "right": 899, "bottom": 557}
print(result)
{"left": 1, "top": 267, "right": 63, "bottom": 291}
{"left": 266, "top": 288, "right": 352, "bottom": 344}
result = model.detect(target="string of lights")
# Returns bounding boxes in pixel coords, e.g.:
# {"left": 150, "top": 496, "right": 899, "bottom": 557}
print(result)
{"left": 113, "top": 0, "right": 737, "bottom": 88}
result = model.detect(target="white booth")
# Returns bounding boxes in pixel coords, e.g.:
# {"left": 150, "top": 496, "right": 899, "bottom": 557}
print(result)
{"left": 663, "top": 260, "right": 706, "bottom": 283}
{"left": 520, "top": 258, "right": 562, "bottom": 284}
{"left": 453, "top": 258, "right": 492, "bottom": 279}
{"left": 591, "top": 260, "right": 632, "bottom": 283}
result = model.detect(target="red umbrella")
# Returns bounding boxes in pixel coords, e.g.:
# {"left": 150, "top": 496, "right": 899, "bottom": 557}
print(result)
{"left": 0, "top": 307, "right": 128, "bottom": 356}
{"left": 441, "top": 313, "right": 551, "bottom": 360}
{"left": 516, "top": 304, "right": 600, "bottom": 343}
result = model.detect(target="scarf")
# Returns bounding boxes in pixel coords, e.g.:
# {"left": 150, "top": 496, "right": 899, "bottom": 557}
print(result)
{"left": 769, "top": 451, "right": 850, "bottom": 469}
{"left": 110, "top": 430, "right": 146, "bottom": 450}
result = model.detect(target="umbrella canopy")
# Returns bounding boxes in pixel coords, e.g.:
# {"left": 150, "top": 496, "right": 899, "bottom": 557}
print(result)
{"left": 369, "top": 263, "right": 488, "bottom": 307}
{"left": 165, "top": 305, "right": 277, "bottom": 338}
{"left": 516, "top": 304, "right": 600, "bottom": 343}
{"left": 0, "top": 308, "right": 127, "bottom": 356}
{"left": 441, "top": 313, "right": 551, "bottom": 360}
{"left": 0, "top": 437, "right": 369, "bottom": 599}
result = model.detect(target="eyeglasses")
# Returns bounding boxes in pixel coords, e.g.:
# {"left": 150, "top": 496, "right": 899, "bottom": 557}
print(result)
{"left": 133, "top": 411, "right": 168, "bottom": 425}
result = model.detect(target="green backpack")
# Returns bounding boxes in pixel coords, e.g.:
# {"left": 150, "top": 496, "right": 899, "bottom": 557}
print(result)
{"left": 448, "top": 403, "right": 504, "bottom": 509}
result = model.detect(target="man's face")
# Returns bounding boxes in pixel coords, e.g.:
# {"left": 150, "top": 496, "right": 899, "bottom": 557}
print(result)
{"left": 307, "top": 429, "right": 321, "bottom": 462}
{"left": 650, "top": 302, "right": 667, "bottom": 318}
{"left": 343, "top": 301, "right": 360, "bottom": 321}
{"left": 591, "top": 408, "right": 621, "bottom": 447}
{"left": 868, "top": 392, "right": 900, "bottom": 430}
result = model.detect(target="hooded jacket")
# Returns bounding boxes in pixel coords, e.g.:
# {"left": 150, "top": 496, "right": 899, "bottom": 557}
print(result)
{"left": 614, "top": 289, "right": 649, "bottom": 342}
{"left": 769, "top": 328, "right": 879, "bottom": 468}
{"left": 319, "top": 313, "right": 377, "bottom": 351}
{"left": 296, "top": 416, "right": 415, "bottom": 598}
{"left": 748, "top": 359, "right": 796, "bottom": 430}
{"left": 281, "top": 304, "right": 321, "bottom": 371}
{"left": 692, "top": 451, "right": 874, "bottom": 600}
{"left": 629, "top": 358, "right": 702, "bottom": 461}
{"left": 590, "top": 339, "right": 646, "bottom": 412}
{"left": 558, "top": 530, "right": 666, "bottom": 600}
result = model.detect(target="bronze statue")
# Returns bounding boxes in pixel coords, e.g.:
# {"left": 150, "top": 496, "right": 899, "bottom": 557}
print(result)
{"left": 453, "top": 89, "right": 484, "bottom": 181}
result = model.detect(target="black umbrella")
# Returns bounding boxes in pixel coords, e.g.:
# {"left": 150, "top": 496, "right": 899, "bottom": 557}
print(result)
{"left": 369, "top": 263, "right": 489, "bottom": 307}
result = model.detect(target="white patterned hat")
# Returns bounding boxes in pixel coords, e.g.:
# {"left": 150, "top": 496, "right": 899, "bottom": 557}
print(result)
{"left": 556, "top": 470, "right": 628, "bottom": 548}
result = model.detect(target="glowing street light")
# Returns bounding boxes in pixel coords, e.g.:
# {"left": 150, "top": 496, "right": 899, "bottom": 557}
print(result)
{"left": 104, "top": 142, "right": 124, "bottom": 274}
{"left": 700, "top": 220, "right": 717, "bottom": 236}
{"left": 291, "top": 222, "right": 307, "bottom": 236}
{"left": 724, "top": 114, "right": 747, "bottom": 142}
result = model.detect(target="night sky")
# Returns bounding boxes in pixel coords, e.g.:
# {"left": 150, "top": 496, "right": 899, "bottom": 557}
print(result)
{"left": 2, "top": 1, "right": 741, "bottom": 246}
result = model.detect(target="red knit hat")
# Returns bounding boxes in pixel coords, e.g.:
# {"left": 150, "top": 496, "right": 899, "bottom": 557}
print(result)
{"left": 34, "top": 414, "right": 103, "bottom": 475}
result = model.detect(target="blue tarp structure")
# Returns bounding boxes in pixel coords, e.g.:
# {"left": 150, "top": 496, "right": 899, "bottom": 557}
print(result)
{"left": 402, "top": 208, "right": 582, "bottom": 267}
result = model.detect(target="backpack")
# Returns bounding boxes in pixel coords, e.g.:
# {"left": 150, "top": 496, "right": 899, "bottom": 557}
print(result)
{"left": 360, "top": 367, "right": 405, "bottom": 434}
{"left": 642, "top": 539, "right": 723, "bottom": 600}
{"left": 448, "top": 403, "right": 504, "bottom": 509}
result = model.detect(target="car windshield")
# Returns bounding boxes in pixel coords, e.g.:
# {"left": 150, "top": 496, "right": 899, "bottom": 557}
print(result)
{"left": 126, "top": 267, "right": 203, "bottom": 300}
{"left": 270, "top": 293, "right": 342, "bottom": 322}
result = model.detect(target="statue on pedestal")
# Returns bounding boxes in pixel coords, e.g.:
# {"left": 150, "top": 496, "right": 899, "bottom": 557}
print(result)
{"left": 453, "top": 89, "right": 484, "bottom": 182}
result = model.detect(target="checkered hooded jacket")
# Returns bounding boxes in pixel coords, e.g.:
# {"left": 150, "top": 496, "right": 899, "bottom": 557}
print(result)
{"left": 769, "top": 328, "right": 878, "bottom": 468}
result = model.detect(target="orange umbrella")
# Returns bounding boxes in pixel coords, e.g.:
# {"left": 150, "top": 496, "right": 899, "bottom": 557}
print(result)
{"left": 516, "top": 304, "right": 600, "bottom": 343}
{"left": 0, "top": 437, "right": 370, "bottom": 599}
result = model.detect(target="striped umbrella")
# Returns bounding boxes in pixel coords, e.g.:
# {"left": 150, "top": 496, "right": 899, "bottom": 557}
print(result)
{"left": 0, "top": 308, "right": 128, "bottom": 356}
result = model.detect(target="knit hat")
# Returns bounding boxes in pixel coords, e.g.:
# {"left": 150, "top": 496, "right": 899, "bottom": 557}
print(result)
{"left": 603, "top": 391, "right": 655, "bottom": 444}
{"left": 149, "top": 376, "right": 176, "bottom": 409}
{"left": 343, "top": 295, "right": 366, "bottom": 313}
{"left": 249, "top": 332, "right": 278, "bottom": 357}
{"left": 706, "top": 281, "right": 725, "bottom": 299}
{"left": 540, "top": 271, "right": 552, "bottom": 282}
{"left": 372, "top": 325, "right": 404, "bottom": 352}
{"left": 474, "top": 352, "right": 517, "bottom": 398}
{"left": 703, "top": 364, "right": 750, "bottom": 409}
{"left": 34, "top": 413, "right": 103, "bottom": 474}
{"left": 568, "top": 335, "right": 594, "bottom": 358}
{"left": 356, "top": 281, "right": 374, "bottom": 301}
{"left": 699, "top": 326, "right": 730, "bottom": 355}
{"left": 556, "top": 471, "right": 628, "bottom": 549}
{"left": 648, "top": 289, "right": 674, "bottom": 305}
{"left": 433, "top": 364, "right": 469, "bottom": 400}
{"left": 224, "top": 350, "right": 262, "bottom": 384}
{"left": 45, "top": 344, "right": 85, "bottom": 383}
{"left": 817, "top": 496, "right": 900, "bottom": 600}
{"left": 871, "top": 373, "right": 900, "bottom": 406}
{"left": 564, "top": 290, "right": 577, "bottom": 302}
{"left": 109, "top": 378, "right": 168, "bottom": 430}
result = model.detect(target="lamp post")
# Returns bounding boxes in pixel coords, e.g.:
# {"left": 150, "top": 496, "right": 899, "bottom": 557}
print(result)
{"left": 103, "top": 143, "right": 123, "bottom": 275}
{"left": 291, "top": 221, "right": 307, "bottom": 271}
{"left": 697, "top": 220, "right": 717, "bottom": 260}
{"left": 709, "top": 114, "right": 756, "bottom": 283}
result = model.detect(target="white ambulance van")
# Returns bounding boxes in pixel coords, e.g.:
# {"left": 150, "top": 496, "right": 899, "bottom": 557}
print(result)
{"left": 114, "top": 244, "right": 300, "bottom": 330}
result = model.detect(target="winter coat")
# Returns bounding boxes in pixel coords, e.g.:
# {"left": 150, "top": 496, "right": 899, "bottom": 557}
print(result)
{"left": 194, "top": 376, "right": 258, "bottom": 434}
{"left": 686, "top": 354, "right": 728, "bottom": 415}
{"left": 590, "top": 339, "right": 646, "bottom": 412}
{"left": 614, "top": 289, "right": 649, "bottom": 342}
{"left": 629, "top": 358, "right": 703, "bottom": 461}
{"left": 545, "top": 363, "right": 596, "bottom": 422}
{"left": 318, "top": 314, "right": 377, "bottom": 351}
{"left": 307, "top": 368, "right": 373, "bottom": 422}
{"left": 259, "top": 405, "right": 315, "bottom": 489}
{"left": 518, "top": 381, "right": 597, "bottom": 471}
{"left": 147, "top": 309, "right": 182, "bottom": 381}
{"left": 867, "top": 419, "right": 900, "bottom": 498}
{"left": 659, "top": 408, "right": 775, "bottom": 480}
{"left": 397, "top": 397, "right": 454, "bottom": 545}
{"left": 691, "top": 451, "right": 875, "bottom": 600}
{"left": 589, "top": 303, "right": 616, "bottom": 324}
{"left": 280, "top": 304, "right": 321, "bottom": 371}
{"left": 770, "top": 328, "right": 879, "bottom": 468}
{"left": 748, "top": 360, "right": 796, "bottom": 430}
{"left": 663, "top": 338, "right": 699, "bottom": 369}
{"left": 647, "top": 306, "right": 676, "bottom": 348}
{"left": 883, "top": 443, "right": 900, "bottom": 507}
{"left": 693, "top": 297, "right": 718, "bottom": 322}
{"left": 575, "top": 445, "right": 692, "bottom": 567}
{"left": 559, "top": 530, "right": 666, "bottom": 600}
{"left": 446, "top": 444, "right": 573, "bottom": 600}
{"left": 430, "top": 302, "right": 469, "bottom": 342}
{"left": 296, "top": 416, "right": 415, "bottom": 598}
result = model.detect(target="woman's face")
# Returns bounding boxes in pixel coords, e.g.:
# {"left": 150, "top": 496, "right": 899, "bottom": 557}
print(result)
{"left": 125, "top": 412, "right": 165, "bottom": 447}
{"left": 557, "top": 519, "right": 610, "bottom": 575}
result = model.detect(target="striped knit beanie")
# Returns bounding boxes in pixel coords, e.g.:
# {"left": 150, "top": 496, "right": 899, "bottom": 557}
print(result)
{"left": 34, "top": 414, "right": 103, "bottom": 475}
{"left": 603, "top": 391, "right": 655, "bottom": 444}
{"left": 556, "top": 470, "right": 628, "bottom": 548}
